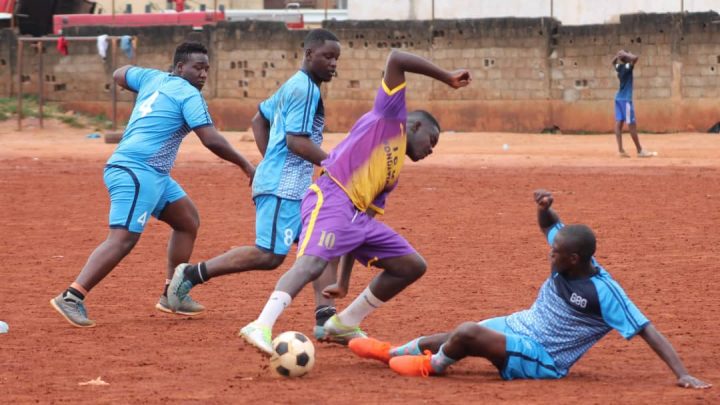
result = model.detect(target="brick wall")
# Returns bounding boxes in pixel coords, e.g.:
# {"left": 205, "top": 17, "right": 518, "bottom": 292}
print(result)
{"left": 1, "top": 11, "right": 719, "bottom": 132}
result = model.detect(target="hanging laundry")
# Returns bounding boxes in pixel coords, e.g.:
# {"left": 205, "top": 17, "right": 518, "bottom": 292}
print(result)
{"left": 97, "top": 34, "right": 108, "bottom": 59}
{"left": 120, "top": 35, "right": 133, "bottom": 59}
{"left": 56, "top": 36, "right": 69, "bottom": 56}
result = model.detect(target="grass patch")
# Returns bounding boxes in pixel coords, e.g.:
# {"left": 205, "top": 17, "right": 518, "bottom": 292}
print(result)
{"left": 0, "top": 96, "right": 112, "bottom": 130}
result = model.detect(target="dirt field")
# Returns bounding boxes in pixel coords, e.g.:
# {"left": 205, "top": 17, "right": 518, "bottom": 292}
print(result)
{"left": 1, "top": 119, "right": 718, "bottom": 404}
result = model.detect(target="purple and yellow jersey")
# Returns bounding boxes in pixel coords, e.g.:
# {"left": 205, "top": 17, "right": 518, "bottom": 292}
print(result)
{"left": 322, "top": 81, "right": 407, "bottom": 214}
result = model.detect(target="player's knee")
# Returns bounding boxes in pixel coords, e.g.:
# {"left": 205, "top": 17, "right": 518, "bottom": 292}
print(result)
{"left": 256, "top": 252, "right": 285, "bottom": 270}
{"left": 112, "top": 235, "right": 139, "bottom": 253}
{"left": 407, "top": 255, "right": 427, "bottom": 281}
{"left": 452, "top": 322, "right": 483, "bottom": 344}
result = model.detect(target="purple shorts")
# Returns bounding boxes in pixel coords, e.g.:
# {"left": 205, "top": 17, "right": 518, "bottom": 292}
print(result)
{"left": 297, "top": 176, "right": 415, "bottom": 266}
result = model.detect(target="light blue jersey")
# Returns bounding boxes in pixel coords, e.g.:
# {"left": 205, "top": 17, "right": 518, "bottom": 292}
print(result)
{"left": 252, "top": 70, "right": 324, "bottom": 200}
{"left": 505, "top": 223, "right": 649, "bottom": 375}
{"left": 107, "top": 67, "right": 213, "bottom": 174}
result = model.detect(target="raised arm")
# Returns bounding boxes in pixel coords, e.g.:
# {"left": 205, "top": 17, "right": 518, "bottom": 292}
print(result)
{"left": 112, "top": 65, "right": 135, "bottom": 92}
{"left": 383, "top": 50, "right": 471, "bottom": 91}
{"left": 639, "top": 324, "right": 711, "bottom": 389}
{"left": 534, "top": 189, "right": 560, "bottom": 235}
{"left": 195, "top": 125, "right": 255, "bottom": 183}
{"left": 616, "top": 49, "right": 639, "bottom": 66}
{"left": 251, "top": 111, "right": 271, "bottom": 157}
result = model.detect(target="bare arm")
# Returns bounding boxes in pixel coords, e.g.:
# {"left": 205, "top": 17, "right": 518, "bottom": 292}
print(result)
{"left": 321, "top": 255, "right": 355, "bottom": 299}
{"left": 251, "top": 111, "right": 271, "bottom": 157}
{"left": 616, "top": 50, "right": 639, "bottom": 66}
{"left": 286, "top": 134, "right": 328, "bottom": 166}
{"left": 639, "top": 324, "right": 711, "bottom": 389}
{"left": 534, "top": 189, "right": 560, "bottom": 235}
{"left": 113, "top": 65, "right": 135, "bottom": 92}
{"left": 194, "top": 125, "right": 255, "bottom": 181}
{"left": 383, "top": 49, "right": 471, "bottom": 91}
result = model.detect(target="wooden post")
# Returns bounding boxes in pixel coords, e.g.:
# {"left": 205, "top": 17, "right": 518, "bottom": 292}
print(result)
{"left": 38, "top": 41, "right": 44, "bottom": 129}
{"left": 16, "top": 39, "right": 23, "bottom": 131}
{"left": 111, "top": 38, "right": 117, "bottom": 131}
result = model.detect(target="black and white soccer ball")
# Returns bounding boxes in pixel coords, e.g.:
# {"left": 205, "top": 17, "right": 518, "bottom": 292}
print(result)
{"left": 270, "top": 331, "right": 316, "bottom": 377}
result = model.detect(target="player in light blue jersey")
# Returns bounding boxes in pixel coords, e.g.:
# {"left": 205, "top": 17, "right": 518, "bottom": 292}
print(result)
{"left": 349, "top": 190, "right": 710, "bottom": 389}
{"left": 612, "top": 49, "right": 655, "bottom": 158}
{"left": 167, "top": 29, "right": 342, "bottom": 338}
{"left": 50, "top": 42, "right": 255, "bottom": 328}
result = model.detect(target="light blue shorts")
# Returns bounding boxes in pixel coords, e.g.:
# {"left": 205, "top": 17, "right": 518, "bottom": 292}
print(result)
{"left": 614, "top": 99, "right": 636, "bottom": 124}
{"left": 104, "top": 164, "right": 186, "bottom": 233}
{"left": 254, "top": 195, "right": 301, "bottom": 255}
{"left": 479, "top": 316, "right": 565, "bottom": 380}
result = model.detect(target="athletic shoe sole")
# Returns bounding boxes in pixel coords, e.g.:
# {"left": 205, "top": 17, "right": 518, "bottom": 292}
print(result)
{"left": 154, "top": 301, "right": 204, "bottom": 317}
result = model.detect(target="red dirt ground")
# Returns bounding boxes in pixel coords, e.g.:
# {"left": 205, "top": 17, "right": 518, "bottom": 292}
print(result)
{"left": 0, "top": 119, "right": 719, "bottom": 404}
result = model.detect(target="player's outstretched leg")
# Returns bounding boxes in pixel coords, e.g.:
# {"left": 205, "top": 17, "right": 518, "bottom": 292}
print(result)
{"left": 240, "top": 255, "right": 331, "bottom": 356}
{"left": 51, "top": 229, "right": 140, "bottom": 327}
{"left": 390, "top": 322, "right": 506, "bottom": 377}
{"left": 349, "top": 332, "right": 450, "bottom": 364}
{"left": 324, "top": 253, "right": 426, "bottom": 344}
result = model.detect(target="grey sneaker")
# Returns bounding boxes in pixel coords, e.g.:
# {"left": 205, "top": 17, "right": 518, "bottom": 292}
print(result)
{"left": 167, "top": 263, "right": 196, "bottom": 312}
{"left": 321, "top": 315, "right": 367, "bottom": 345}
{"left": 155, "top": 295, "right": 205, "bottom": 316}
{"left": 239, "top": 321, "right": 274, "bottom": 356}
{"left": 50, "top": 293, "right": 95, "bottom": 328}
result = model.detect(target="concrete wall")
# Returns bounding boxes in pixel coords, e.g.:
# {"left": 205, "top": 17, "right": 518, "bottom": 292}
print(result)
{"left": 347, "top": 0, "right": 719, "bottom": 26}
{"left": 1, "top": 11, "right": 720, "bottom": 132}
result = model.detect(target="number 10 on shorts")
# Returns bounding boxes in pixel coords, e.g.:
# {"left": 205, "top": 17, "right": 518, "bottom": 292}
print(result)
{"left": 318, "top": 230, "right": 336, "bottom": 249}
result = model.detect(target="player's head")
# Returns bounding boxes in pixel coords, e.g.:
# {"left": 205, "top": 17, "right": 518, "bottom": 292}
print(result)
{"left": 551, "top": 224, "right": 597, "bottom": 272}
{"left": 302, "top": 29, "right": 341, "bottom": 83}
{"left": 405, "top": 110, "right": 441, "bottom": 162}
{"left": 172, "top": 42, "right": 210, "bottom": 90}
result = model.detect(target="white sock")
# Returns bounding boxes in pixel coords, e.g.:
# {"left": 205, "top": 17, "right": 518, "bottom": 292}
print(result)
{"left": 256, "top": 291, "right": 292, "bottom": 329}
{"left": 337, "top": 286, "right": 384, "bottom": 326}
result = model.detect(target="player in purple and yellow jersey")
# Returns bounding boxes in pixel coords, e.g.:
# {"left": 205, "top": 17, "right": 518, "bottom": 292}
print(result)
{"left": 240, "top": 50, "right": 471, "bottom": 355}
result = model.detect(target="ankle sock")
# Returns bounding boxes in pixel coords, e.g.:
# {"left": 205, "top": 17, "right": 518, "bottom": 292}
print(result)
{"left": 390, "top": 337, "right": 423, "bottom": 357}
{"left": 184, "top": 262, "right": 209, "bottom": 286}
{"left": 64, "top": 287, "right": 85, "bottom": 302}
{"left": 337, "top": 286, "right": 385, "bottom": 326}
{"left": 430, "top": 344, "right": 457, "bottom": 373}
{"left": 315, "top": 305, "right": 336, "bottom": 326}
{"left": 257, "top": 291, "right": 292, "bottom": 329}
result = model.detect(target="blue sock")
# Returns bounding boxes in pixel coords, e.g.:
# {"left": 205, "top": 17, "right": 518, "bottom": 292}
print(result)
{"left": 390, "top": 337, "right": 423, "bottom": 357}
{"left": 430, "top": 344, "right": 457, "bottom": 373}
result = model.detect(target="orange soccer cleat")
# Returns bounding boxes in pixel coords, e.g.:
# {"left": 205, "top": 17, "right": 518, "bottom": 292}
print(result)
{"left": 389, "top": 351, "right": 435, "bottom": 377}
{"left": 348, "top": 337, "right": 392, "bottom": 364}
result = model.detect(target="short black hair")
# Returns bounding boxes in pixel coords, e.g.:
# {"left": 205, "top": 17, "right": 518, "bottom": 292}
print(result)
{"left": 558, "top": 224, "right": 597, "bottom": 262}
{"left": 409, "top": 110, "right": 441, "bottom": 133}
{"left": 173, "top": 42, "right": 208, "bottom": 67}
{"left": 303, "top": 29, "right": 339, "bottom": 51}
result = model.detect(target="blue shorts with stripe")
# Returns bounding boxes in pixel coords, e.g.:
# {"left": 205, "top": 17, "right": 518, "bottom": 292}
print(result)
{"left": 479, "top": 316, "right": 566, "bottom": 380}
{"left": 104, "top": 164, "right": 186, "bottom": 233}
{"left": 614, "top": 99, "right": 636, "bottom": 124}
{"left": 254, "top": 195, "right": 301, "bottom": 255}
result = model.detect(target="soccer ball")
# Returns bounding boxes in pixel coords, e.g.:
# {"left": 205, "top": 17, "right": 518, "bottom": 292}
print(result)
{"left": 269, "top": 331, "right": 315, "bottom": 377}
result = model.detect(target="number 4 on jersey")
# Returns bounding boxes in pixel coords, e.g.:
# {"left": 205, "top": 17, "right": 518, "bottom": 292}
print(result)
{"left": 138, "top": 91, "right": 159, "bottom": 117}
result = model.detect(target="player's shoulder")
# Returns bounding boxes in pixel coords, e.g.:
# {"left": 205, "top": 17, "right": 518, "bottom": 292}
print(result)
{"left": 283, "top": 70, "right": 319, "bottom": 100}
{"left": 590, "top": 266, "right": 629, "bottom": 300}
